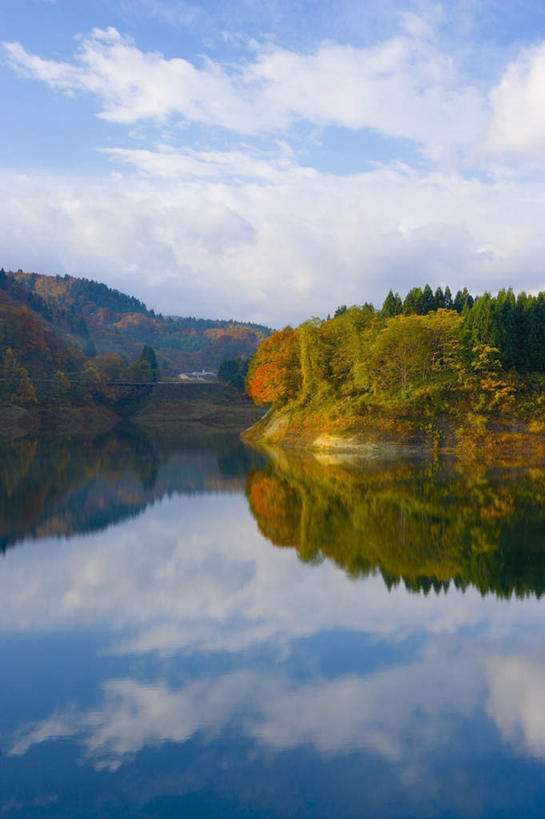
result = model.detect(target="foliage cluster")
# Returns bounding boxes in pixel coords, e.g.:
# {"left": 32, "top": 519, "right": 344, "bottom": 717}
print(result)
{"left": 0, "top": 296, "right": 164, "bottom": 409}
{"left": 0, "top": 266, "right": 268, "bottom": 413}
{"left": 9, "top": 269, "right": 270, "bottom": 370}
{"left": 246, "top": 285, "right": 545, "bottom": 439}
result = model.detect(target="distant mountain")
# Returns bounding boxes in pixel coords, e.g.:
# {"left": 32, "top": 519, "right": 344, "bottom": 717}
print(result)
{"left": 5, "top": 269, "right": 270, "bottom": 372}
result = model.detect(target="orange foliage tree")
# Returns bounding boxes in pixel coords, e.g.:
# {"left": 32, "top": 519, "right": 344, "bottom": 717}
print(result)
{"left": 245, "top": 329, "right": 302, "bottom": 406}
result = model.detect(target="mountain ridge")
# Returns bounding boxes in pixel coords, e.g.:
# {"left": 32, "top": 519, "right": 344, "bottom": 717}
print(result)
{"left": 4, "top": 268, "right": 270, "bottom": 372}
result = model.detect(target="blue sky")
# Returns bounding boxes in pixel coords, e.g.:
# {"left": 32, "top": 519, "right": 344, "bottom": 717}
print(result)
{"left": 3, "top": 0, "right": 545, "bottom": 325}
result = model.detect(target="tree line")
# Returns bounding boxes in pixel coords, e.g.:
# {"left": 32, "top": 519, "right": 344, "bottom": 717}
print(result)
{"left": 245, "top": 284, "right": 545, "bottom": 434}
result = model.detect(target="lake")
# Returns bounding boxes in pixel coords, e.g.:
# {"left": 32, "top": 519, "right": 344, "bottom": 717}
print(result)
{"left": 1, "top": 426, "right": 544, "bottom": 817}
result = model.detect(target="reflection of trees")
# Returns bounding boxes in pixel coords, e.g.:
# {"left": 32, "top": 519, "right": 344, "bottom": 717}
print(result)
{"left": 246, "top": 452, "right": 545, "bottom": 598}
{"left": 0, "top": 426, "right": 160, "bottom": 552}
{"left": 0, "top": 429, "right": 265, "bottom": 553}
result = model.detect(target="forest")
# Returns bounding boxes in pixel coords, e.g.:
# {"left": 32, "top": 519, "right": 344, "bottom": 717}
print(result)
{"left": 0, "top": 267, "right": 267, "bottom": 418}
{"left": 2, "top": 268, "right": 269, "bottom": 375}
{"left": 246, "top": 284, "right": 545, "bottom": 446}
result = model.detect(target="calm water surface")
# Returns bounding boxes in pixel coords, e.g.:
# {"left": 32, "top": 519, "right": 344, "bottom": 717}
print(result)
{"left": 1, "top": 427, "right": 544, "bottom": 817}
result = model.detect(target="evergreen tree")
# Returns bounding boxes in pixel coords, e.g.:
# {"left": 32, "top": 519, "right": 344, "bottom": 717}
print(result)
{"left": 465, "top": 293, "right": 496, "bottom": 349}
{"left": 403, "top": 287, "right": 424, "bottom": 315}
{"left": 434, "top": 286, "right": 445, "bottom": 309}
{"left": 524, "top": 294, "right": 545, "bottom": 371}
{"left": 494, "top": 289, "right": 517, "bottom": 370}
{"left": 138, "top": 345, "right": 158, "bottom": 381}
{"left": 381, "top": 290, "right": 403, "bottom": 317}
{"left": 422, "top": 284, "right": 436, "bottom": 313}
{"left": 454, "top": 287, "right": 474, "bottom": 313}
{"left": 533, "top": 293, "right": 545, "bottom": 371}
{"left": 515, "top": 292, "right": 531, "bottom": 372}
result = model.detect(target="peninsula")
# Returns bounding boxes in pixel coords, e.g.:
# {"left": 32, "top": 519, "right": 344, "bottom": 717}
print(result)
{"left": 244, "top": 285, "right": 545, "bottom": 457}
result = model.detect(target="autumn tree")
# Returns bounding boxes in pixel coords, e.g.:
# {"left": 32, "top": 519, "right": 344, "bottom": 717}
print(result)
{"left": 2, "top": 347, "right": 37, "bottom": 404}
{"left": 246, "top": 328, "right": 302, "bottom": 406}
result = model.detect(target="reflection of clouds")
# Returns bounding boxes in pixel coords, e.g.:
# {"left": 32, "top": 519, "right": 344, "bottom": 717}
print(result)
{"left": 484, "top": 653, "right": 545, "bottom": 761}
{"left": 252, "top": 654, "right": 480, "bottom": 759}
{"left": 10, "top": 674, "right": 259, "bottom": 771}
{"left": 8, "top": 651, "right": 481, "bottom": 773}
{"left": 1, "top": 493, "right": 543, "bottom": 660}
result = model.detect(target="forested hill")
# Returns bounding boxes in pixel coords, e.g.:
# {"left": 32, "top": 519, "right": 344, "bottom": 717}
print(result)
{"left": 5, "top": 269, "right": 270, "bottom": 372}
{"left": 245, "top": 284, "right": 545, "bottom": 451}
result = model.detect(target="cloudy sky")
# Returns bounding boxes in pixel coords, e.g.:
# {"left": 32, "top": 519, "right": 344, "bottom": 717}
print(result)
{"left": 3, "top": 1, "right": 545, "bottom": 325}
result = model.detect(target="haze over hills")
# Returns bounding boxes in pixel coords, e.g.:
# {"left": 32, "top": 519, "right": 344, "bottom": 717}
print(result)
{"left": 3, "top": 268, "right": 270, "bottom": 374}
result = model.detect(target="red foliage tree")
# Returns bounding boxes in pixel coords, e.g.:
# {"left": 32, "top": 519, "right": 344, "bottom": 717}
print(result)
{"left": 245, "top": 329, "right": 301, "bottom": 406}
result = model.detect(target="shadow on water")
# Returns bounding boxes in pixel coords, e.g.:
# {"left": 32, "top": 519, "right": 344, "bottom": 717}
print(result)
{"left": 245, "top": 447, "right": 545, "bottom": 599}
{"left": 0, "top": 424, "right": 266, "bottom": 553}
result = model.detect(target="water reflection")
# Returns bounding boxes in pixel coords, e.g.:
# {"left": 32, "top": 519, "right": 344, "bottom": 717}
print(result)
{"left": 246, "top": 448, "right": 545, "bottom": 598}
{"left": 0, "top": 426, "right": 265, "bottom": 553}
{"left": 1, "top": 436, "right": 545, "bottom": 817}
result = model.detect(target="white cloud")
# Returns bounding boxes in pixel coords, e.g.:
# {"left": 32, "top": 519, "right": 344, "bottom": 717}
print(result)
{"left": 4, "top": 28, "right": 545, "bottom": 323}
{"left": 489, "top": 43, "right": 545, "bottom": 156}
{"left": 4, "top": 156, "right": 545, "bottom": 325}
{"left": 1, "top": 26, "right": 486, "bottom": 156}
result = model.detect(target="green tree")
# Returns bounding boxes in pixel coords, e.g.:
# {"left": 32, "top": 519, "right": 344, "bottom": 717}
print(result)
{"left": 139, "top": 344, "right": 158, "bottom": 381}
{"left": 381, "top": 290, "right": 403, "bottom": 317}
{"left": 494, "top": 289, "right": 517, "bottom": 370}
{"left": 465, "top": 293, "right": 496, "bottom": 349}
{"left": 403, "top": 287, "right": 424, "bottom": 315}
{"left": 218, "top": 356, "right": 249, "bottom": 390}
{"left": 422, "top": 284, "right": 436, "bottom": 313}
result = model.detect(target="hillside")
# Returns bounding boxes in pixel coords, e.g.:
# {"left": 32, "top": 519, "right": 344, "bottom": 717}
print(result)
{"left": 244, "top": 284, "right": 545, "bottom": 455}
{"left": 7, "top": 269, "right": 269, "bottom": 372}
{"left": 0, "top": 267, "right": 267, "bottom": 436}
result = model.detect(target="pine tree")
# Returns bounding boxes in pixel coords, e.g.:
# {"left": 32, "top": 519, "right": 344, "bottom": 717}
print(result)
{"left": 422, "top": 284, "right": 436, "bottom": 313}
{"left": 139, "top": 345, "right": 158, "bottom": 381}
{"left": 381, "top": 290, "right": 402, "bottom": 317}
{"left": 403, "top": 287, "right": 424, "bottom": 315}
{"left": 434, "top": 286, "right": 445, "bottom": 309}
{"left": 465, "top": 293, "right": 496, "bottom": 349}
{"left": 494, "top": 289, "right": 517, "bottom": 370}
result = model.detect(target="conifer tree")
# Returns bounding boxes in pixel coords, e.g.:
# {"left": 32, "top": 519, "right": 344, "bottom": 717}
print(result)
{"left": 381, "top": 290, "right": 402, "bottom": 317}
{"left": 422, "top": 284, "right": 436, "bottom": 313}
{"left": 494, "top": 289, "right": 517, "bottom": 370}
{"left": 434, "top": 286, "right": 445, "bottom": 309}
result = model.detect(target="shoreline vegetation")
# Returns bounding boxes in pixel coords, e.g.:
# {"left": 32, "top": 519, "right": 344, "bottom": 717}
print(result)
{"left": 0, "top": 267, "right": 267, "bottom": 438}
{"left": 243, "top": 284, "right": 545, "bottom": 460}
